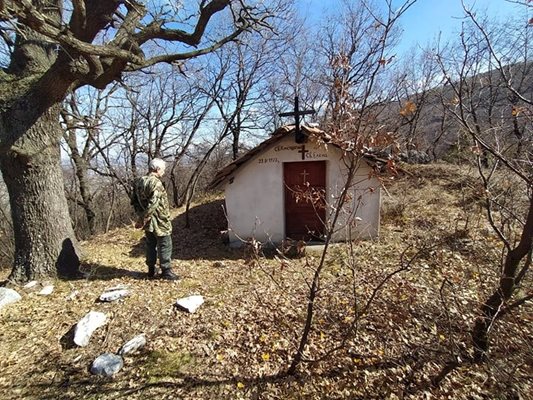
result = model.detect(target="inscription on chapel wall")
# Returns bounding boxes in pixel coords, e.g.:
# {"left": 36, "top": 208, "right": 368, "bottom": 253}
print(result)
{"left": 306, "top": 151, "right": 328, "bottom": 159}
{"left": 274, "top": 145, "right": 301, "bottom": 152}
{"left": 273, "top": 144, "right": 327, "bottom": 160}
{"left": 257, "top": 143, "right": 328, "bottom": 165}
{"left": 257, "top": 157, "right": 279, "bottom": 164}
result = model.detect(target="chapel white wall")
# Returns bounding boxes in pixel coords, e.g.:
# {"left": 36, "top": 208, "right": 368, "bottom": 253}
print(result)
{"left": 327, "top": 159, "right": 381, "bottom": 241}
{"left": 224, "top": 135, "right": 381, "bottom": 246}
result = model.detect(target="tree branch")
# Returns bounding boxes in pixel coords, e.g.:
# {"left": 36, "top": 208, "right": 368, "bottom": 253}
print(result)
{"left": 129, "top": 24, "right": 247, "bottom": 69}
{"left": 462, "top": 1, "right": 533, "bottom": 107}
{"left": 70, "top": 0, "right": 87, "bottom": 34}
{"left": 135, "top": 0, "right": 231, "bottom": 46}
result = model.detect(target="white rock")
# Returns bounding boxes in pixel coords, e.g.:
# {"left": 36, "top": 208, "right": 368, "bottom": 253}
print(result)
{"left": 90, "top": 353, "right": 124, "bottom": 376}
{"left": 99, "top": 289, "right": 129, "bottom": 302}
{"left": 105, "top": 284, "right": 129, "bottom": 292}
{"left": 23, "top": 281, "right": 38, "bottom": 289}
{"left": 175, "top": 295, "right": 204, "bottom": 313}
{"left": 73, "top": 311, "right": 107, "bottom": 347}
{"left": 0, "top": 288, "right": 22, "bottom": 310}
{"left": 65, "top": 290, "right": 79, "bottom": 301}
{"left": 118, "top": 334, "right": 147, "bottom": 356}
{"left": 38, "top": 285, "right": 54, "bottom": 295}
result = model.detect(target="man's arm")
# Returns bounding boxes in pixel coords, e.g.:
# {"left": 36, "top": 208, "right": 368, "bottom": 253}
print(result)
{"left": 142, "top": 178, "right": 163, "bottom": 219}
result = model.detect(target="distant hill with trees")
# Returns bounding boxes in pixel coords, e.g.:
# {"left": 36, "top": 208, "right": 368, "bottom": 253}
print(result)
{"left": 380, "top": 61, "right": 533, "bottom": 160}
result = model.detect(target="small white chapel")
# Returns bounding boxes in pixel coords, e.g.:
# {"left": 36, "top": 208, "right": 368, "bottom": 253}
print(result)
{"left": 210, "top": 125, "right": 382, "bottom": 247}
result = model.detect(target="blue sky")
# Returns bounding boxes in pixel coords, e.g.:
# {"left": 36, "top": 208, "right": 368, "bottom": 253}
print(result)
{"left": 296, "top": 0, "right": 529, "bottom": 54}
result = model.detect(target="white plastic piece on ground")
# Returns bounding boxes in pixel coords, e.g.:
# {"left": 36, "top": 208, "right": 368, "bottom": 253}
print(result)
{"left": 65, "top": 290, "right": 79, "bottom": 301}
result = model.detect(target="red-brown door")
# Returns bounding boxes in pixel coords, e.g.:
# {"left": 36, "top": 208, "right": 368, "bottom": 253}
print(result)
{"left": 284, "top": 161, "right": 326, "bottom": 241}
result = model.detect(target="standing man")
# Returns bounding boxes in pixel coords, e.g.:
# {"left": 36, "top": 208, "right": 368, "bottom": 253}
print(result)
{"left": 132, "top": 158, "right": 179, "bottom": 280}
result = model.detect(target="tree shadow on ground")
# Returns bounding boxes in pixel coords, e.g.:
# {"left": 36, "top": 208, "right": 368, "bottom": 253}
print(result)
{"left": 129, "top": 199, "right": 244, "bottom": 262}
{"left": 1, "top": 263, "right": 146, "bottom": 285}
{"left": 18, "top": 350, "right": 428, "bottom": 400}
{"left": 80, "top": 262, "right": 147, "bottom": 281}
{"left": 27, "top": 368, "right": 290, "bottom": 400}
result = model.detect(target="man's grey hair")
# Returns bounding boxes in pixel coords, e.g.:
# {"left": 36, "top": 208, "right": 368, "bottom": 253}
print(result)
{"left": 149, "top": 158, "right": 166, "bottom": 172}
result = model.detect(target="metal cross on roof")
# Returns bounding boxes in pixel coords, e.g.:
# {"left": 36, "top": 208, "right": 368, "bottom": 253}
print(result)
{"left": 279, "top": 96, "right": 316, "bottom": 144}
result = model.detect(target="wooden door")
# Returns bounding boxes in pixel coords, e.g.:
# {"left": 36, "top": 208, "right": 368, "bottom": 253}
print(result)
{"left": 284, "top": 161, "right": 326, "bottom": 241}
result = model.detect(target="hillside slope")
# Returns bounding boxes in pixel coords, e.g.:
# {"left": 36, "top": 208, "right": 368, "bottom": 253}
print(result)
{"left": 0, "top": 164, "right": 531, "bottom": 399}
{"left": 382, "top": 61, "right": 533, "bottom": 158}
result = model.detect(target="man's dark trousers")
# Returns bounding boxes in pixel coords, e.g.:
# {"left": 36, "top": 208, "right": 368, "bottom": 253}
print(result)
{"left": 145, "top": 231, "right": 172, "bottom": 272}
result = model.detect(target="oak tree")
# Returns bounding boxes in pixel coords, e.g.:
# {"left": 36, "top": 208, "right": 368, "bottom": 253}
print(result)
{"left": 0, "top": 0, "right": 271, "bottom": 282}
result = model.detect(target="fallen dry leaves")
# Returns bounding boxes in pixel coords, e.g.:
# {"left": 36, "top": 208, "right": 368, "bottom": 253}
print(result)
{"left": 0, "top": 164, "right": 532, "bottom": 399}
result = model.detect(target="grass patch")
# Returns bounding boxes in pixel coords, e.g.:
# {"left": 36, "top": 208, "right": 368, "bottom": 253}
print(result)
{"left": 144, "top": 350, "right": 196, "bottom": 379}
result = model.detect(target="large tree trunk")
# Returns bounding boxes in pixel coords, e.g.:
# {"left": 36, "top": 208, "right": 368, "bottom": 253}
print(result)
{"left": 0, "top": 1, "right": 82, "bottom": 283}
{"left": 0, "top": 108, "right": 81, "bottom": 282}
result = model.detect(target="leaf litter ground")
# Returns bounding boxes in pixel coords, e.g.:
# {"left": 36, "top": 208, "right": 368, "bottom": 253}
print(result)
{"left": 0, "top": 163, "right": 532, "bottom": 399}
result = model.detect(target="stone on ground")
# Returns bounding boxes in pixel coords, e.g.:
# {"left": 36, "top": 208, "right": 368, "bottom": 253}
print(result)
{"left": 118, "top": 334, "right": 147, "bottom": 356}
{"left": 175, "top": 295, "right": 204, "bottom": 313}
{"left": 73, "top": 311, "right": 107, "bottom": 347}
{"left": 65, "top": 290, "right": 79, "bottom": 301}
{"left": 0, "top": 288, "right": 22, "bottom": 311}
{"left": 99, "top": 289, "right": 129, "bottom": 302}
{"left": 23, "top": 281, "right": 38, "bottom": 289}
{"left": 90, "top": 353, "right": 124, "bottom": 376}
{"left": 38, "top": 285, "right": 54, "bottom": 296}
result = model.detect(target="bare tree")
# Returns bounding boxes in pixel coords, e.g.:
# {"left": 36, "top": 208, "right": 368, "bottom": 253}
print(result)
{"left": 124, "top": 70, "right": 204, "bottom": 162}
{"left": 217, "top": 24, "right": 295, "bottom": 160}
{"left": 177, "top": 27, "right": 294, "bottom": 219}
{"left": 0, "top": 0, "right": 278, "bottom": 282}
{"left": 287, "top": 0, "right": 417, "bottom": 375}
{"left": 435, "top": 4, "right": 532, "bottom": 362}
{"left": 390, "top": 47, "right": 442, "bottom": 153}
{"left": 263, "top": 22, "right": 326, "bottom": 131}
{"left": 60, "top": 86, "right": 116, "bottom": 235}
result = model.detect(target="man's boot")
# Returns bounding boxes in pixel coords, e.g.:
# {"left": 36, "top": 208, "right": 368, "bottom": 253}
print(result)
{"left": 160, "top": 268, "right": 179, "bottom": 281}
{"left": 147, "top": 266, "right": 158, "bottom": 279}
